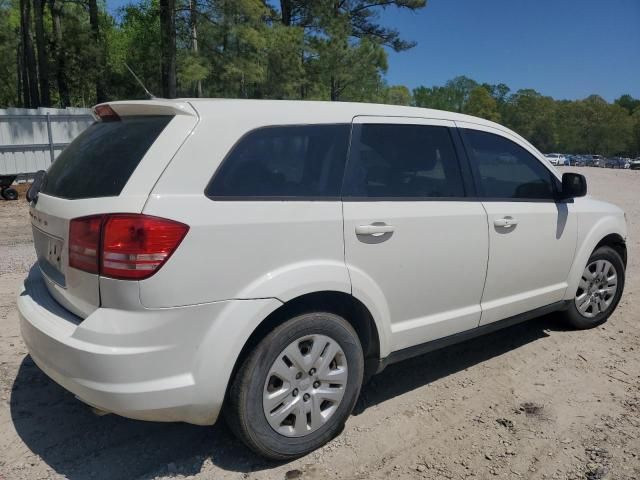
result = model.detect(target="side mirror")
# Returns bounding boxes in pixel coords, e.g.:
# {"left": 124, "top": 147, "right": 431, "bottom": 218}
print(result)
{"left": 559, "top": 172, "right": 587, "bottom": 199}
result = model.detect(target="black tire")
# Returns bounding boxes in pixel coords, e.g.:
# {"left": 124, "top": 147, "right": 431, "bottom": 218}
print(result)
{"left": 2, "top": 187, "right": 18, "bottom": 201}
{"left": 563, "top": 246, "right": 625, "bottom": 329}
{"left": 225, "top": 312, "right": 364, "bottom": 460}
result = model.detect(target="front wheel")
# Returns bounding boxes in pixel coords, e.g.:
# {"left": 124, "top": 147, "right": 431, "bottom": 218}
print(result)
{"left": 225, "top": 312, "right": 364, "bottom": 460}
{"left": 564, "top": 246, "right": 625, "bottom": 329}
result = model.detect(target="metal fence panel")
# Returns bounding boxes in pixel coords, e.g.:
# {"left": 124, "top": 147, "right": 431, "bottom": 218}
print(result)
{"left": 0, "top": 107, "right": 93, "bottom": 176}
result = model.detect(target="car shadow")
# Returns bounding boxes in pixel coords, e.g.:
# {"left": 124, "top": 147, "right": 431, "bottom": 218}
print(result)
{"left": 10, "top": 358, "right": 277, "bottom": 479}
{"left": 353, "top": 312, "right": 567, "bottom": 415}
{"left": 10, "top": 313, "right": 567, "bottom": 479}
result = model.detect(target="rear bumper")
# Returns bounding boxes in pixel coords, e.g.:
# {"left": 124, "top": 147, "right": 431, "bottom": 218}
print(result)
{"left": 18, "top": 266, "right": 280, "bottom": 425}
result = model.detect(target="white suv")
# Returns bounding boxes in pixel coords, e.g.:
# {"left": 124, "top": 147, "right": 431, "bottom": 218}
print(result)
{"left": 18, "top": 100, "right": 627, "bottom": 459}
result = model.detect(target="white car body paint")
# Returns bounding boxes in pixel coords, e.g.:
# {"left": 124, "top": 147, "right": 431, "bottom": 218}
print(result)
{"left": 18, "top": 99, "right": 627, "bottom": 425}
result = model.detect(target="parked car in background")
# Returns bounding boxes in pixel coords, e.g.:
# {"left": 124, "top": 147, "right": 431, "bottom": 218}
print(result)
{"left": 604, "top": 158, "right": 625, "bottom": 169}
{"left": 585, "top": 155, "right": 604, "bottom": 167}
{"left": 621, "top": 158, "right": 631, "bottom": 169}
{"left": 573, "top": 156, "right": 587, "bottom": 166}
{"left": 567, "top": 155, "right": 584, "bottom": 166}
{"left": 545, "top": 153, "right": 567, "bottom": 166}
{"left": 630, "top": 158, "right": 640, "bottom": 170}
{"left": 17, "top": 99, "right": 628, "bottom": 459}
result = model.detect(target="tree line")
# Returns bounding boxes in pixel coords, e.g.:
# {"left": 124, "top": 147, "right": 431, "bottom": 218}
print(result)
{"left": 1, "top": 0, "right": 638, "bottom": 156}
{"left": 413, "top": 78, "right": 640, "bottom": 157}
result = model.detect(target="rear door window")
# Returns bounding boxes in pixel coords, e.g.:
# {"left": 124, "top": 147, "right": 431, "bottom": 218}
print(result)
{"left": 206, "top": 124, "right": 350, "bottom": 198}
{"left": 41, "top": 116, "right": 172, "bottom": 199}
{"left": 342, "top": 123, "right": 465, "bottom": 198}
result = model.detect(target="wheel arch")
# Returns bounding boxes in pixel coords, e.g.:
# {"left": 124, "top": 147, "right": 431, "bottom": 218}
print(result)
{"left": 594, "top": 233, "right": 627, "bottom": 267}
{"left": 228, "top": 291, "right": 383, "bottom": 394}
{"left": 565, "top": 217, "right": 627, "bottom": 300}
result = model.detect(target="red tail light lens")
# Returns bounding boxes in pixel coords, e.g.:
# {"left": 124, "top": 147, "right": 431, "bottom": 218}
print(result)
{"left": 69, "top": 215, "right": 103, "bottom": 274}
{"left": 101, "top": 215, "right": 189, "bottom": 279}
{"left": 94, "top": 104, "right": 120, "bottom": 122}
{"left": 68, "top": 214, "right": 189, "bottom": 280}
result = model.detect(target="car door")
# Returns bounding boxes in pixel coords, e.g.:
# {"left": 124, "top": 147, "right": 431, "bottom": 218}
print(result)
{"left": 342, "top": 117, "right": 489, "bottom": 352}
{"left": 457, "top": 123, "right": 578, "bottom": 325}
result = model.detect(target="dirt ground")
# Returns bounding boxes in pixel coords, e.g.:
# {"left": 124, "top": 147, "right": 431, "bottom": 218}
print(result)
{"left": 0, "top": 167, "right": 638, "bottom": 480}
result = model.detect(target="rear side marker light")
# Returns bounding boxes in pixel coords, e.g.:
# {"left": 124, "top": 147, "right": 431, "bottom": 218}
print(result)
{"left": 68, "top": 214, "right": 189, "bottom": 280}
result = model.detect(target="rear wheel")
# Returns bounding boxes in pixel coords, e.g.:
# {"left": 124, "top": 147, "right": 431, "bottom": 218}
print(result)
{"left": 226, "top": 312, "right": 364, "bottom": 460}
{"left": 2, "top": 187, "right": 18, "bottom": 200}
{"left": 564, "top": 246, "right": 625, "bottom": 329}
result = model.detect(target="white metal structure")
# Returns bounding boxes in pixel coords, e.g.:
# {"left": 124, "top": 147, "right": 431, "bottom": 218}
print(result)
{"left": 0, "top": 107, "right": 92, "bottom": 176}
{"left": 18, "top": 99, "right": 627, "bottom": 459}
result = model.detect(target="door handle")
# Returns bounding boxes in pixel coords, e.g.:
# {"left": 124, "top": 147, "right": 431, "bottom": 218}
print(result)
{"left": 355, "top": 224, "right": 395, "bottom": 236}
{"left": 494, "top": 216, "right": 518, "bottom": 228}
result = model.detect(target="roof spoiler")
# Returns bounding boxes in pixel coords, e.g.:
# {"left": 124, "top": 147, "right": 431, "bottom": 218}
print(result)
{"left": 92, "top": 100, "right": 197, "bottom": 120}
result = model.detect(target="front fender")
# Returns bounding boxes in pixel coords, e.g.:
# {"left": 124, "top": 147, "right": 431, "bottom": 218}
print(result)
{"left": 564, "top": 214, "right": 627, "bottom": 300}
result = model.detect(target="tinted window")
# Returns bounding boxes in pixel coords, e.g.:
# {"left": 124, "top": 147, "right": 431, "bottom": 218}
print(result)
{"left": 342, "top": 124, "right": 465, "bottom": 198}
{"left": 463, "top": 129, "right": 556, "bottom": 199}
{"left": 41, "top": 116, "right": 172, "bottom": 199}
{"left": 207, "top": 124, "right": 350, "bottom": 198}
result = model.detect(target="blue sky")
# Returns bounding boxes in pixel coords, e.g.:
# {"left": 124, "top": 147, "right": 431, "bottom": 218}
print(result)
{"left": 107, "top": 0, "right": 640, "bottom": 102}
{"left": 379, "top": 0, "right": 640, "bottom": 101}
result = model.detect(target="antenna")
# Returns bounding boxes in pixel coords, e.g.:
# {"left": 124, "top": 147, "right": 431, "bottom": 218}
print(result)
{"left": 124, "top": 63, "right": 156, "bottom": 99}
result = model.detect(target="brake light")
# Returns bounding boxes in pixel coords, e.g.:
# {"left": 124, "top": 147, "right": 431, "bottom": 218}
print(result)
{"left": 94, "top": 104, "right": 120, "bottom": 122}
{"left": 69, "top": 215, "right": 103, "bottom": 274}
{"left": 101, "top": 215, "right": 188, "bottom": 279}
{"left": 68, "top": 214, "right": 189, "bottom": 280}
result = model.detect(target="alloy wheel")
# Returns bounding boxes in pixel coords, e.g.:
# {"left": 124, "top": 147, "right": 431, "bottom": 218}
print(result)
{"left": 575, "top": 259, "right": 618, "bottom": 318}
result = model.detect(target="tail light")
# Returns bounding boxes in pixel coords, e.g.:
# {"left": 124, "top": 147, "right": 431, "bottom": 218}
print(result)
{"left": 69, "top": 215, "right": 102, "bottom": 274}
{"left": 68, "top": 214, "right": 189, "bottom": 280}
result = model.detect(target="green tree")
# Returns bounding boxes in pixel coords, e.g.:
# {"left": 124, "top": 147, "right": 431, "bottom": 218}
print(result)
{"left": 565, "top": 96, "right": 632, "bottom": 155}
{"left": 262, "top": 23, "right": 305, "bottom": 98}
{"left": 0, "top": 0, "right": 19, "bottom": 106}
{"left": 413, "top": 76, "right": 477, "bottom": 112}
{"left": 107, "top": 0, "right": 161, "bottom": 100}
{"left": 413, "top": 85, "right": 454, "bottom": 110}
{"left": 481, "top": 82, "right": 510, "bottom": 105}
{"left": 631, "top": 107, "right": 640, "bottom": 156}
{"left": 301, "top": 0, "right": 424, "bottom": 101}
{"left": 159, "top": 0, "right": 176, "bottom": 97}
{"left": 554, "top": 99, "right": 582, "bottom": 152}
{"left": 614, "top": 94, "right": 640, "bottom": 115}
{"left": 464, "top": 86, "right": 500, "bottom": 122}
{"left": 503, "top": 89, "right": 557, "bottom": 152}
{"left": 383, "top": 84, "right": 411, "bottom": 105}
{"left": 445, "top": 75, "right": 477, "bottom": 112}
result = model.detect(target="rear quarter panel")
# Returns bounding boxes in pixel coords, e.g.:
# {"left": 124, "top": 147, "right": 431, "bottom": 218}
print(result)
{"left": 139, "top": 110, "right": 352, "bottom": 307}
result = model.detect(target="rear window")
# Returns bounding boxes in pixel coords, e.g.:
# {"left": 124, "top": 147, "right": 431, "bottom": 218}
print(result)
{"left": 41, "top": 115, "right": 172, "bottom": 199}
{"left": 206, "top": 124, "right": 350, "bottom": 199}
